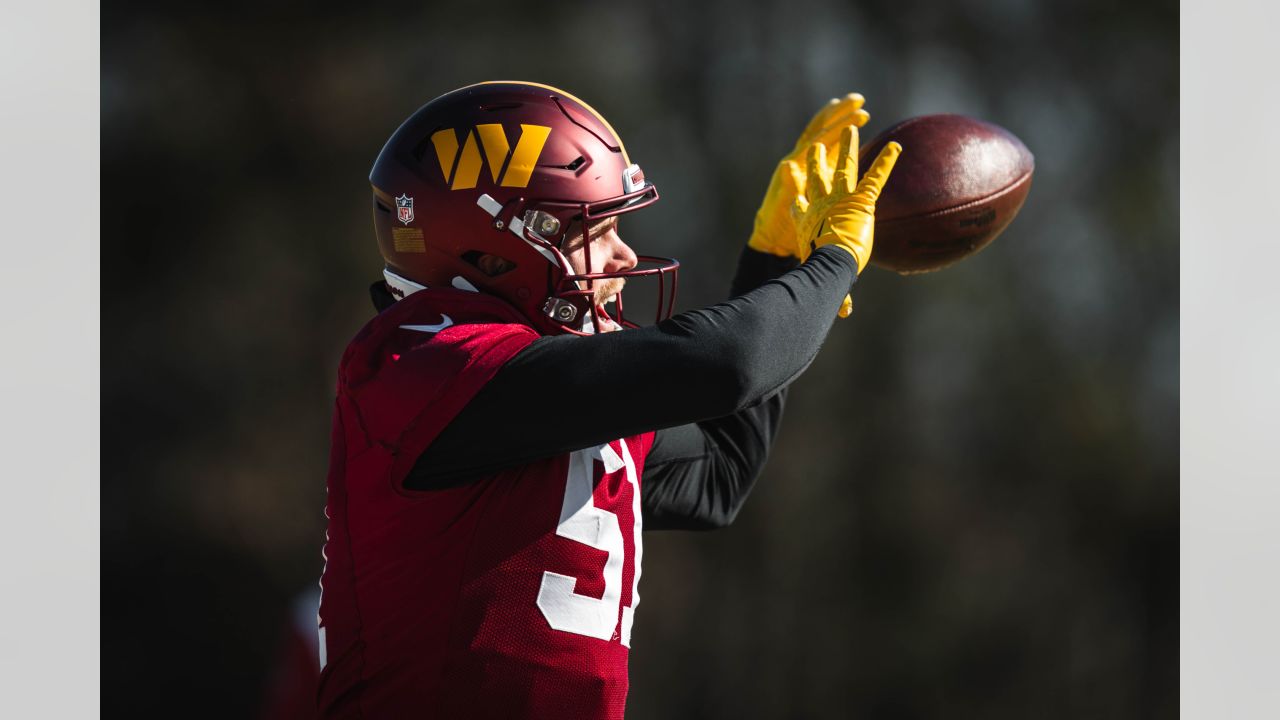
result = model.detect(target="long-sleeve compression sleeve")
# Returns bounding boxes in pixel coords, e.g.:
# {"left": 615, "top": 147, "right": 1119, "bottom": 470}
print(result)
{"left": 628, "top": 249, "right": 798, "bottom": 530}
{"left": 395, "top": 246, "right": 858, "bottom": 504}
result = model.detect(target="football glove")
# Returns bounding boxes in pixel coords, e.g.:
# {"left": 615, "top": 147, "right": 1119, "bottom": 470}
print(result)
{"left": 793, "top": 125, "right": 902, "bottom": 317}
{"left": 747, "top": 93, "right": 871, "bottom": 259}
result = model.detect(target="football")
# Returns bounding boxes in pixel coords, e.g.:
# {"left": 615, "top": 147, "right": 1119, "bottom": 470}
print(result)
{"left": 859, "top": 114, "right": 1034, "bottom": 274}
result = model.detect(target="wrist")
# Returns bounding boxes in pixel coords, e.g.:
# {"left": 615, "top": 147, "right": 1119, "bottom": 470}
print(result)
{"left": 809, "top": 243, "right": 864, "bottom": 279}
{"left": 816, "top": 235, "right": 869, "bottom": 273}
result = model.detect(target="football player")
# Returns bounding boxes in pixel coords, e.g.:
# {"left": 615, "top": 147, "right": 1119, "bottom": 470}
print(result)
{"left": 317, "top": 81, "right": 901, "bottom": 718}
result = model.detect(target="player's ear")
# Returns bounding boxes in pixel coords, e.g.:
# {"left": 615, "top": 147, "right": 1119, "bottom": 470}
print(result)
{"left": 465, "top": 251, "right": 517, "bottom": 277}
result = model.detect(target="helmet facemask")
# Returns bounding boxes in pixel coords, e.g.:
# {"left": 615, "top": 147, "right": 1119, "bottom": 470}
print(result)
{"left": 475, "top": 166, "right": 679, "bottom": 335}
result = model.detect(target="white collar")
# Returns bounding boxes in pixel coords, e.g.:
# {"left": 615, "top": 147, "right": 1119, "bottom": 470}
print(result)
{"left": 383, "top": 269, "right": 428, "bottom": 300}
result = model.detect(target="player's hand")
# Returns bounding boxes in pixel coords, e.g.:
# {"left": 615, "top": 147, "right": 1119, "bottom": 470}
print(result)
{"left": 747, "top": 93, "right": 871, "bottom": 259}
{"left": 793, "top": 125, "right": 902, "bottom": 317}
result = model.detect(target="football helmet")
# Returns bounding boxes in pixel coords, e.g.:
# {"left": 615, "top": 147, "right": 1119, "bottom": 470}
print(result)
{"left": 370, "top": 81, "right": 679, "bottom": 335}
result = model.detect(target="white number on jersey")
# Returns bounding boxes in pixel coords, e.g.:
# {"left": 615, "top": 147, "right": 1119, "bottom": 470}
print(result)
{"left": 536, "top": 440, "right": 643, "bottom": 646}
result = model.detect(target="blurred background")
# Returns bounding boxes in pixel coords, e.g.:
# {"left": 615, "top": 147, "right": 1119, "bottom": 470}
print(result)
{"left": 102, "top": 0, "right": 1177, "bottom": 716}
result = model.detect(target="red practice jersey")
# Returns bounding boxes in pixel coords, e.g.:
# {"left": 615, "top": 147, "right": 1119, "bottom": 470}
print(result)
{"left": 318, "top": 287, "right": 654, "bottom": 719}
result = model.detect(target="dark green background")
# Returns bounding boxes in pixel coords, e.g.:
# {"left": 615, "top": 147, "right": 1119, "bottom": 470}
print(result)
{"left": 103, "top": 0, "right": 1177, "bottom": 716}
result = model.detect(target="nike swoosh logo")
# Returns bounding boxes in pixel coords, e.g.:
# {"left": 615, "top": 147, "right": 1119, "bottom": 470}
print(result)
{"left": 399, "top": 315, "right": 454, "bottom": 333}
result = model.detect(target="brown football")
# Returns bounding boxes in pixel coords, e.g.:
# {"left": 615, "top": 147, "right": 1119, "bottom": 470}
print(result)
{"left": 858, "top": 114, "right": 1034, "bottom": 274}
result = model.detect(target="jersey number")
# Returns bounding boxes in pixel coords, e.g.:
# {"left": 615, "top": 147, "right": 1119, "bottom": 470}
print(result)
{"left": 536, "top": 440, "right": 643, "bottom": 647}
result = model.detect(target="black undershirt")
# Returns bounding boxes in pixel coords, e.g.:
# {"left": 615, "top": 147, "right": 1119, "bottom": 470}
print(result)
{"left": 371, "top": 245, "right": 859, "bottom": 530}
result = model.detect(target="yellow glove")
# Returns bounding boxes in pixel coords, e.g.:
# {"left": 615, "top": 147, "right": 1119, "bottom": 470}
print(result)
{"left": 793, "top": 125, "right": 902, "bottom": 317}
{"left": 747, "top": 94, "right": 871, "bottom": 258}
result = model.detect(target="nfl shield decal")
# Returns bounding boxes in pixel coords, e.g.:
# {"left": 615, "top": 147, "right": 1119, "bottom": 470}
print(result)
{"left": 396, "top": 194, "right": 414, "bottom": 225}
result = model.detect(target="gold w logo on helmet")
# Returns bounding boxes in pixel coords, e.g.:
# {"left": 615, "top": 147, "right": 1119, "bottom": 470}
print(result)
{"left": 430, "top": 124, "right": 552, "bottom": 190}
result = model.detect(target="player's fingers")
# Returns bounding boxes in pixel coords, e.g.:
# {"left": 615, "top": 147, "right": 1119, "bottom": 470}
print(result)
{"left": 805, "top": 142, "right": 831, "bottom": 201}
{"left": 825, "top": 92, "right": 865, "bottom": 119}
{"left": 855, "top": 141, "right": 902, "bottom": 204}
{"left": 800, "top": 97, "right": 843, "bottom": 141}
{"left": 827, "top": 93, "right": 868, "bottom": 130}
{"left": 802, "top": 93, "right": 868, "bottom": 144}
{"left": 813, "top": 94, "right": 869, "bottom": 137}
{"left": 809, "top": 107, "right": 870, "bottom": 148}
{"left": 831, "top": 125, "right": 859, "bottom": 194}
{"left": 838, "top": 294, "right": 853, "bottom": 318}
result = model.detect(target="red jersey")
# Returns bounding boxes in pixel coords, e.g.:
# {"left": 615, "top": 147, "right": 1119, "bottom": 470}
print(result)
{"left": 317, "top": 287, "right": 653, "bottom": 719}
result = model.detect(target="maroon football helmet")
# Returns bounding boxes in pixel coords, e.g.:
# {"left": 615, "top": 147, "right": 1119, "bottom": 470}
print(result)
{"left": 370, "top": 81, "right": 679, "bottom": 335}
